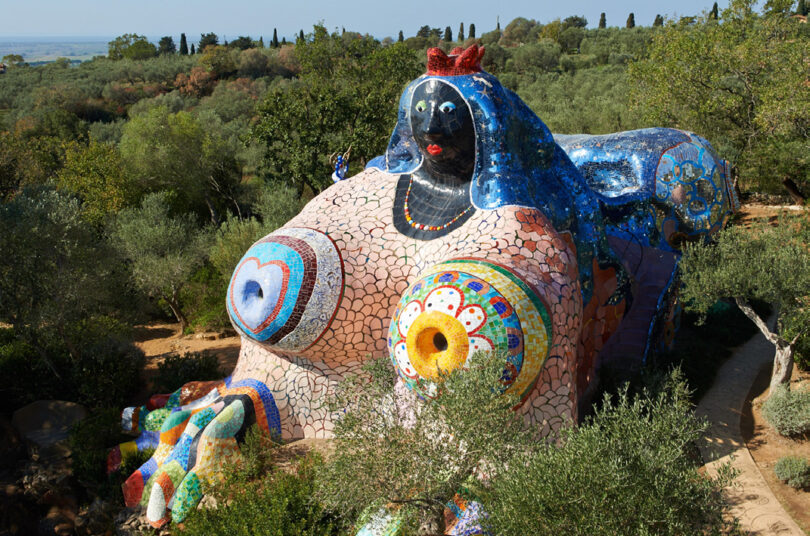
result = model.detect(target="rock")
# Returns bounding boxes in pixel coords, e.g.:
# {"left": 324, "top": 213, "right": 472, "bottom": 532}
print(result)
{"left": 12, "top": 400, "right": 87, "bottom": 459}
{"left": 197, "top": 493, "right": 218, "bottom": 510}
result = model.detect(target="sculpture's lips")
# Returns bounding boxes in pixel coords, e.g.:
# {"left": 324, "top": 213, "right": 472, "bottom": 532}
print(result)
{"left": 426, "top": 144, "right": 442, "bottom": 156}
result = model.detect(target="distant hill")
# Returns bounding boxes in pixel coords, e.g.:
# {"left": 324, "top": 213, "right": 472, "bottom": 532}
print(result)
{"left": 0, "top": 38, "right": 110, "bottom": 62}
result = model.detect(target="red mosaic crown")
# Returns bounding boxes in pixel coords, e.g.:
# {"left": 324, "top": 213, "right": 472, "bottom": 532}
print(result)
{"left": 426, "top": 45, "right": 485, "bottom": 76}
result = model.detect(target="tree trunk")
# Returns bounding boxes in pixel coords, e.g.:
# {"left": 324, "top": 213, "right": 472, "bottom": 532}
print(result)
{"left": 163, "top": 290, "right": 189, "bottom": 334}
{"left": 733, "top": 297, "right": 793, "bottom": 395}
{"left": 770, "top": 341, "right": 794, "bottom": 392}
{"left": 783, "top": 178, "right": 806, "bottom": 205}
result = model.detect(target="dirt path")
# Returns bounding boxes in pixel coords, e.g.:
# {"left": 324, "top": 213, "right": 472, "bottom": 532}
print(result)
{"left": 746, "top": 368, "right": 810, "bottom": 532}
{"left": 132, "top": 323, "right": 242, "bottom": 395}
{"left": 697, "top": 316, "right": 806, "bottom": 535}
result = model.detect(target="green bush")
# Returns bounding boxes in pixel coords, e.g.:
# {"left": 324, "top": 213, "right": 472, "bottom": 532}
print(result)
{"left": 316, "top": 354, "right": 533, "bottom": 533}
{"left": 71, "top": 335, "right": 144, "bottom": 408}
{"left": 151, "top": 351, "right": 223, "bottom": 394}
{"left": 762, "top": 386, "right": 810, "bottom": 437}
{"left": 183, "top": 450, "right": 346, "bottom": 535}
{"left": 181, "top": 263, "right": 230, "bottom": 331}
{"left": 69, "top": 408, "right": 153, "bottom": 501}
{"left": 486, "top": 372, "right": 735, "bottom": 536}
{"left": 774, "top": 456, "right": 810, "bottom": 489}
{"left": 0, "top": 334, "right": 68, "bottom": 409}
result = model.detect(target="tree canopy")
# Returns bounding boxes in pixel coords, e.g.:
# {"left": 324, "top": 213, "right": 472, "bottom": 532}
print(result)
{"left": 250, "top": 26, "right": 421, "bottom": 194}
{"left": 630, "top": 0, "right": 810, "bottom": 194}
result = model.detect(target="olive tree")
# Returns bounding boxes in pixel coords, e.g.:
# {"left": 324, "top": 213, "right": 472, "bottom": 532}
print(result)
{"left": 109, "top": 192, "right": 210, "bottom": 332}
{"left": 679, "top": 215, "right": 810, "bottom": 392}
{"left": 630, "top": 1, "right": 810, "bottom": 195}
{"left": 316, "top": 354, "right": 533, "bottom": 535}
{"left": 250, "top": 26, "right": 420, "bottom": 195}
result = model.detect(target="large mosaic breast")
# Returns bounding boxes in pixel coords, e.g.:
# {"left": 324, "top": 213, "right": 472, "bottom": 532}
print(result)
{"left": 227, "top": 227, "right": 344, "bottom": 351}
{"left": 388, "top": 259, "right": 552, "bottom": 401}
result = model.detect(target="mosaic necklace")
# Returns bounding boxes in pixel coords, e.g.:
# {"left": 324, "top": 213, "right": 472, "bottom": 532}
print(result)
{"left": 403, "top": 175, "right": 473, "bottom": 232}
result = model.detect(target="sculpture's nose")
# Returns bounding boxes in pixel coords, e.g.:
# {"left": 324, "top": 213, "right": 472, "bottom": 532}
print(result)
{"left": 227, "top": 227, "right": 345, "bottom": 352}
{"left": 425, "top": 105, "right": 443, "bottom": 135}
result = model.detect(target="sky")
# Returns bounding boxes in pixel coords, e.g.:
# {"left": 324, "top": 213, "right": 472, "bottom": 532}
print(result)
{"left": 2, "top": 0, "right": 727, "bottom": 41}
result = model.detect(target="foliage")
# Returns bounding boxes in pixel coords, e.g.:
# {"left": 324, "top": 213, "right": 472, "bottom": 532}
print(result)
{"left": 0, "top": 318, "right": 143, "bottom": 411}
{"left": 0, "top": 132, "right": 66, "bottom": 198}
{"left": 151, "top": 351, "right": 223, "bottom": 393}
{"left": 0, "top": 187, "right": 122, "bottom": 337}
{"left": 108, "top": 34, "right": 157, "bottom": 61}
{"left": 209, "top": 216, "right": 268, "bottom": 282}
{"left": 57, "top": 140, "right": 137, "bottom": 225}
{"left": 180, "top": 262, "right": 231, "bottom": 331}
{"left": 158, "top": 36, "right": 176, "bottom": 55}
{"left": 251, "top": 26, "right": 421, "bottom": 194}
{"left": 108, "top": 192, "right": 211, "bottom": 330}
{"left": 69, "top": 407, "right": 154, "bottom": 501}
{"left": 486, "top": 371, "right": 735, "bottom": 536}
{"left": 618, "top": 299, "right": 761, "bottom": 403}
{"left": 680, "top": 215, "right": 810, "bottom": 387}
{"left": 762, "top": 385, "right": 810, "bottom": 437}
{"left": 630, "top": 2, "right": 810, "bottom": 194}
{"left": 119, "top": 105, "right": 243, "bottom": 222}
{"left": 70, "top": 331, "right": 144, "bottom": 407}
{"left": 316, "top": 353, "right": 533, "bottom": 533}
{"left": 773, "top": 456, "right": 810, "bottom": 489}
{"left": 183, "top": 432, "right": 346, "bottom": 536}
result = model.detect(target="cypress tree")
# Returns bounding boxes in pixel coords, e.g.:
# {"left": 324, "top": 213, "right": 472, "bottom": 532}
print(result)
{"left": 398, "top": 30, "right": 404, "bottom": 42}
{"left": 299, "top": 29, "right": 304, "bottom": 42}
{"left": 496, "top": 16, "right": 500, "bottom": 32}
{"left": 626, "top": 13, "right": 635, "bottom": 28}
{"left": 258, "top": 36, "right": 264, "bottom": 47}
{"left": 179, "top": 33, "right": 188, "bottom": 55}
{"left": 190, "top": 43, "right": 195, "bottom": 54}
{"left": 710, "top": 2, "right": 719, "bottom": 19}
{"left": 599, "top": 13, "right": 606, "bottom": 28}
{"left": 224, "top": 38, "right": 228, "bottom": 46}
{"left": 469, "top": 23, "right": 475, "bottom": 38}
{"left": 282, "top": 37, "right": 287, "bottom": 45}
{"left": 444, "top": 26, "right": 452, "bottom": 41}
{"left": 459, "top": 22, "right": 464, "bottom": 41}
{"left": 272, "top": 28, "right": 279, "bottom": 48}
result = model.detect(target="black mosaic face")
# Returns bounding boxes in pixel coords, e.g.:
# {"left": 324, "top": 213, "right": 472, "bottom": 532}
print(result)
{"left": 410, "top": 79, "right": 476, "bottom": 179}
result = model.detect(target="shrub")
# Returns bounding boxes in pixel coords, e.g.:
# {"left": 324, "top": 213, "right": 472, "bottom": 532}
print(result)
{"left": 69, "top": 408, "right": 153, "bottom": 501}
{"left": 316, "top": 354, "right": 533, "bottom": 534}
{"left": 181, "top": 263, "right": 231, "bottom": 331}
{"left": 486, "top": 371, "right": 735, "bottom": 536}
{"left": 762, "top": 386, "right": 810, "bottom": 437}
{"left": 183, "top": 447, "right": 346, "bottom": 535}
{"left": 774, "top": 456, "right": 810, "bottom": 489}
{"left": 71, "top": 335, "right": 144, "bottom": 408}
{"left": 0, "top": 334, "right": 67, "bottom": 409}
{"left": 151, "top": 351, "right": 223, "bottom": 393}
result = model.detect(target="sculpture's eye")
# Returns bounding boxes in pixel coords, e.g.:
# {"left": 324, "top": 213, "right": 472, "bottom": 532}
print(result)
{"left": 414, "top": 100, "right": 427, "bottom": 113}
{"left": 439, "top": 101, "right": 456, "bottom": 114}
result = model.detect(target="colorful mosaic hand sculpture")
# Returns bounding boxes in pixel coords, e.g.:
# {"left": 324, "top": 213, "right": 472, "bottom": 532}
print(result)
{"left": 116, "top": 45, "right": 735, "bottom": 524}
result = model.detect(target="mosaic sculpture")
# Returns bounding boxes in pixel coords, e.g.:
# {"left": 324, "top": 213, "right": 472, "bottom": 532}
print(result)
{"left": 111, "top": 45, "right": 736, "bottom": 527}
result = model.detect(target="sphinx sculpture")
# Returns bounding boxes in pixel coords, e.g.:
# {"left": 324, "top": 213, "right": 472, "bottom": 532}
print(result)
{"left": 110, "top": 45, "right": 737, "bottom": 526}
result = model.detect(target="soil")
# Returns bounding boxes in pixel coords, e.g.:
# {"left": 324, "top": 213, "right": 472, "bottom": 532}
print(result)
{"left": 735, "top": 203, "right": 806, "bottom": 226}
{"left": 131, "top": 322, "right": 241, "bottom": 394}
{"left": 744, "top": 365, "right": 810, "bottom": 533}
